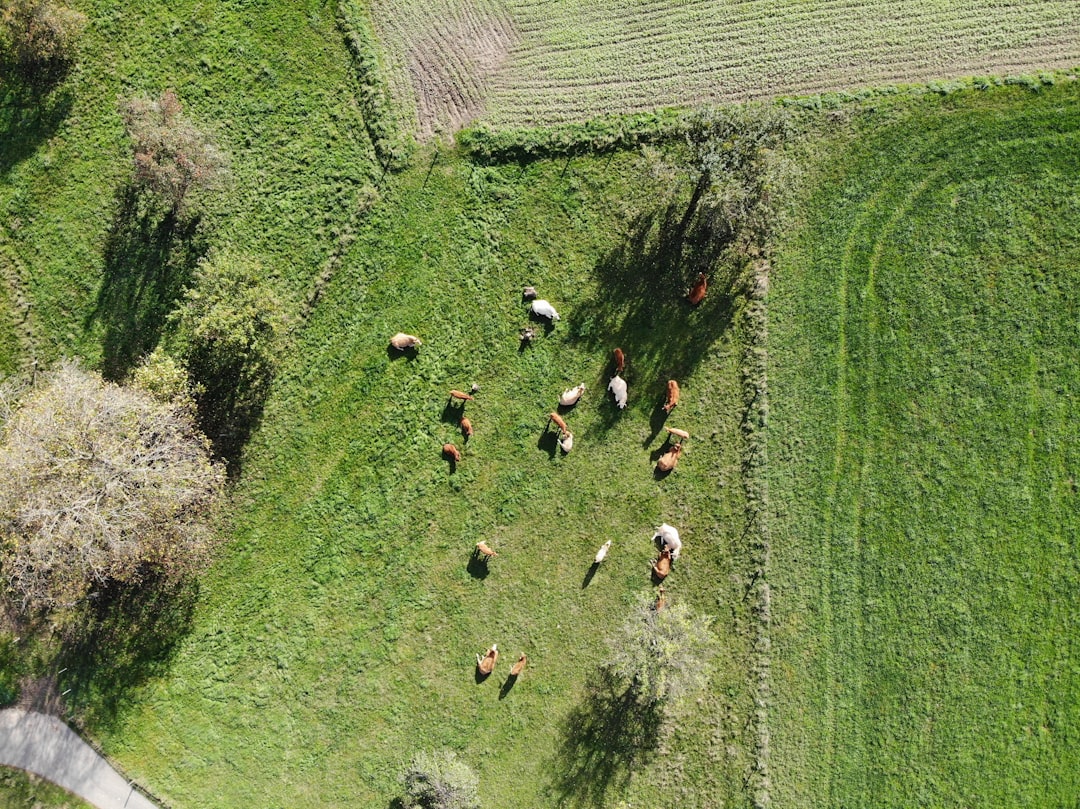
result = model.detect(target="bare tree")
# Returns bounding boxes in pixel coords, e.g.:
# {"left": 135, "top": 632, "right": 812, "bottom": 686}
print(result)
{"left": 0, "top": 362, "right": 225, "bottom": 614}
{"left": 120, "top": 89, "right": 228, "bottom": 215}
{"left": 605, "top": 593, "right": 715, "bottom": 706}
{"left": 401, "top": 750, "right": 480, "bottom": 809}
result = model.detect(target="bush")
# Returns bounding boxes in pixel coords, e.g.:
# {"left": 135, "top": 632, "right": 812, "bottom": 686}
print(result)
{"left": 169, "top": 249, "right": 287, "bottom": 463}
{"left": 0, "top": 362, "right": 225, "bottom": 615}
{"left": 121, "top": 89, "right": 228, "bottom": 215}
{"left": 605, "top": 593, "right": 715, "bottom": 706}
{"left": 0, "top": 0, "right": 85, "bottom": 90}
{"left": 401, "top": 750, "right": 480, "bottom": 809}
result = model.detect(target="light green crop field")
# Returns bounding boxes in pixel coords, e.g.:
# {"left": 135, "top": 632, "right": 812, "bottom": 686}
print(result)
{"left": 768, "top": 83, "right": 1080, "bottom": 805}
{"left": 365, "top": 0, "right": 1080, "bottom": 134}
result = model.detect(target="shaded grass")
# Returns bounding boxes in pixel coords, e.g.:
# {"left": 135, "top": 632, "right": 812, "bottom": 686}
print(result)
{"left": 0, "top": 768, "right": 91, "bottom": 809}
{"left": 768, "top": 83, "right": 1080, "bottom": 806}
{"left": 88, "top": 147, "right": 757, "bottom": 808}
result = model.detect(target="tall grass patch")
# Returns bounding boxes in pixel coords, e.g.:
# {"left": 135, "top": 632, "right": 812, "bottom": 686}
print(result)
{"left": 768, "top": 84, "right": 1080, "bottom": 805}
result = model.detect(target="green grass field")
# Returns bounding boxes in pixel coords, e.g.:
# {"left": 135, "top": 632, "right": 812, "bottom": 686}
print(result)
{"left": 80, "top": 141, "right": 759, "bottom": 808}
{"left": 768, "top": 83, "right": 1080, "bottom": 805}
{"left": 366, "top": 0, "right": 1080, "bottom": 134}
{"left": 0, "top": 768, "right": 90, "bottom": 809}
{"left": 2, "top": 0, "right": 1080, "bottom": 807}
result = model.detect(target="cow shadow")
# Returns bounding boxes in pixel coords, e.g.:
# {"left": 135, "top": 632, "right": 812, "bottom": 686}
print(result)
{"left": 536, "top": 428, "right": 559, "bottom": 459}
{"left": 581, "top": 562, "right": 599, "bottom": 589}
{"left": 498, "top": 672, "right": 518, "bottom": 700}
{"left": 550, "top": 668, "right": 663, "bottom": 807}
{"left": 466, "top": 553, "right": 490, "bottom": 580}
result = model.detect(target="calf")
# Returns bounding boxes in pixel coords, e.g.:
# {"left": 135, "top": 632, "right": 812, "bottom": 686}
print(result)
{"left": 687, "top": 273, "right": 708, "bottom": 305}
{"left": 389, "top": 333, "right": 422, "bottom": 350}
{"left": 442, "top": 443, "right": 462, "bottom": 462}
{"left": 510, "top": 653, "right": 527, "bottom": 677}
{"left": 613, "top": 347, "right": 625, "bottom": 375}
{"left": 656, "top": 442, "right": 683, "bottom": 472}
{"left": 663, "top": 380, "right": 680, "bottom": 413}
{"left": 460, "top": 417, "right": 474, "bottom": 439}
{"left": 475, "top": 540, "right": 497, "bottom": 560}
{"left": 477, "top": 644, "right": 499, "bottom": 676}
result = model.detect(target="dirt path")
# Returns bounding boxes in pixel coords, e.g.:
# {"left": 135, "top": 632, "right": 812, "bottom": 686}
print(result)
{"left": 0, "top": 709, "right": 160, "bottom": 809}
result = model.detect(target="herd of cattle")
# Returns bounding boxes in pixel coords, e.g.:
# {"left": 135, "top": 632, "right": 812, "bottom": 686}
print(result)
{"left": 389, "top": 276, "right": 707, "bottom": 680}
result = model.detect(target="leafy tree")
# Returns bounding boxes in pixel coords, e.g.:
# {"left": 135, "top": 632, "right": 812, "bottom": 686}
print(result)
{"left": 121, "top": 89, "right": 227, "bottom": 215}
{"left": 685, "top": 104, "right": 791, "bottom": 248}
{"left": 400, "top": 750, "right": 480, "bottom": 809}
{"left": 0, "top": 362, "right": 225, "bottom": 614}
{"left": 170, "top": 249, "right": 287, "bottom": 464}
{"left": 0, "top": 0, "right": 85, "bottom": 90}
{"left": 605, "top": 593, "right": 715, "bottom": 706}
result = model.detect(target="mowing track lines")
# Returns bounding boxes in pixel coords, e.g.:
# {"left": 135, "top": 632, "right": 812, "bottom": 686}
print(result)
{"left": 820, "top": 123, "right": 961, "bottom": 798}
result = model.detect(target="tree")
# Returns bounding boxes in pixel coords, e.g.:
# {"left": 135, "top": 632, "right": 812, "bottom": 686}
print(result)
{"left": 400, "top": 750, "right": 480, "bottom": 809}
{"left": 0, "top": 362, "right": 225, "bottom": 614}
{"left": 0, "top": 0, "right": 86, "bottom": 90}
{"left": 605, "top": 594, "right": 715, "bottom": 706}
{"left": 120, "top": 89, "right": 227, "bottom": 215}
{"left": 169, "top": 249, "right": 287, "bottom": 464}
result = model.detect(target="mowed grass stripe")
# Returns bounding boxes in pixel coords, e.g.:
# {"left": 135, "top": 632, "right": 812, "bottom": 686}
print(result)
{"left": 768, "top": 84, "right": 1080, "bottom": 806}
{"left": 365, "top": 0, "right": 1080, "bottom": 130}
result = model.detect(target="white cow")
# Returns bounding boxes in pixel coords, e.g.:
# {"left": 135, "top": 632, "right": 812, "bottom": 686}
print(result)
{"left": 653, "top": 523, "right": 682, "bottom": 561}
{"left": 608, "top": 374, "right": 627, "bottom": 409}
{"left": 531, "top": 299, "right": 560, "bottom": 321}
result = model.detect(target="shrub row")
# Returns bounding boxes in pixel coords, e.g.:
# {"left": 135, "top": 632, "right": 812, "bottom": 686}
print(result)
{"left": 457, "top": 108, "right": 689, "bottom": 164}
{"left": 335, "top": 0, "right": 411, "bottom": 168}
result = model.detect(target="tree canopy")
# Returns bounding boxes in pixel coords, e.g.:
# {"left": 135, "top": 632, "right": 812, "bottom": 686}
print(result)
{"left": 0, "top": 362, "right": 225, "bottom": 614}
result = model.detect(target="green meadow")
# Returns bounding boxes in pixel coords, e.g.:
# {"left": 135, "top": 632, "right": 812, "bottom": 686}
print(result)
{"left": 1, "top": 0, "right": 1078, "bottom": 806}
{"left": 768, "top": 84, "right": 1080, "bottom": 806}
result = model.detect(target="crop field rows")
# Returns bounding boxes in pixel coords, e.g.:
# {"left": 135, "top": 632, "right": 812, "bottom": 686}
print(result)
{"left": 366, "top": 0, "right": 1080, "bottom": 132}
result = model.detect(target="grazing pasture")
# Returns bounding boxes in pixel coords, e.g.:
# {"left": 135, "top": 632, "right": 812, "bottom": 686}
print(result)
{"left": 364, "top": 0, "right": 1080, "bottom": 134}
{"left": 768, "top": 83, "right": 1080, "bottom": 806}
{"left": 73, "top": 146, "right": 760, "bottom": 808}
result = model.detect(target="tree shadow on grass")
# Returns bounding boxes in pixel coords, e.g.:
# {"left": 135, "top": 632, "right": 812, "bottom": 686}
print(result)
{"left": 569, "top": 184, "right": 745, "bottom": 436}
{"left": 87, "top": 186, "right": 207, "bottom": 381}
{"left": 186, "top": 342, "right": 272, "bottom": 480}
{"left": 55, "top": 573, "right": 199, "bottom": 732}
{"left": 550, "top": 669, "right": 663, "bottom": 807}
{"left": 0, "top": 86, "right": 73, "bottom": 176}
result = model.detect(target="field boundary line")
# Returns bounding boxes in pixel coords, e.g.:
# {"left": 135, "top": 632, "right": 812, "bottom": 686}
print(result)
{"left": 742, "top": 255, "right": 772, "bottom": 808}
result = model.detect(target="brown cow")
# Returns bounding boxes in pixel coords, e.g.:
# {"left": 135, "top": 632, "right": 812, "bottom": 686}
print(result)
{"left": 653, "top": 548, "right": 672, "bottom": 580}
{"left": 460, "top": 417, "right": 474, "bottom": 439}
{"left": 510, "top": 653, "right": 527, "bottom": 677}
{"left": 688, "top": 273, "right": 708, "bottom": 305}
{"left": 549, "top": 412, "right": 569, "bottom": 435}
{"left": 477, "top": 644, "right": 498, "bottom": 676}
{"left": 449, "top": 389, "right": 475, "bottom": 402}
{"left": 475, "top": 540, "right": 498, "bottom": 560}
{"left": 663, "top": 380, "right": 680, "bottom": 413}
{"left": 442, "top": 443, "right": 462, "bottom": 462}
{"left": 657, "top": 442, "right": 683, "bottom": 472}
{"left": 655, "top": 585, "right": 667, "bottom": 611}
{"left": 613, "top": 347, "right": 626, "bottom": 375}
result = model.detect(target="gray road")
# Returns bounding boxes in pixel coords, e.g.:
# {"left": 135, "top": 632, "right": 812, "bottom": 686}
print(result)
{"left": 0, "top": 708, "right": 160, "bottom": 809}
